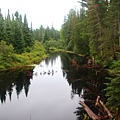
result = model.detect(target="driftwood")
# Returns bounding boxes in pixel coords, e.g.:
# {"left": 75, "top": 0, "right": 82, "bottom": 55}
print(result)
{"left": 95, "top": 96, "right": 113, "bottom": 120}
{"left": 80, "top": 96, "right": 113, "bottom": 120}
{"left": 80, "top": 101, "right": 101, "bottom": 120}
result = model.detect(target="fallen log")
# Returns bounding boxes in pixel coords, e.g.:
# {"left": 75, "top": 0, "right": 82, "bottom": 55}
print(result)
{"left": 80, "top": 101, "right": 101, "bottom": 120}
{"left": 95, "top": 96, "right": 113, "bottom": 120}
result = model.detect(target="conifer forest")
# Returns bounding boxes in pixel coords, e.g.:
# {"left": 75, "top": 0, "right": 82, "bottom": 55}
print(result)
{"left": 0, "top": 0, "right": 120, "bottom": 119}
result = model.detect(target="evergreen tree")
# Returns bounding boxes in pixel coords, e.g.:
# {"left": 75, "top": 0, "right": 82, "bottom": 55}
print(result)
{"left": 0, "top": 40, "right": 14, "bottom": 64}
{"left": 5, "top": 10, "right": 14, "bottom": 45}
{"left": 50, "top": 24, "right": 55, "bottom": 39}
{"left": 39, "top": 25, "right": 44, "bottom": 42}
{"left": 87, "top": 0, "right": 103, "bottom": 58}
{"left": 105, "top": 60, "right": 120, "bottom": 118}
{"left": 44, "top": 26, "right": 50, "bottom": 41}
{"left": 0, "top": 9, "right": 4, "bottom": 41}
{"left": 73, "top": 8, "right": 89, "bottom": 54}
{"left": 33, "top": 29, "right": 40, "bottom": 41}
{"left": 61, "top": 8, "right": 89, "bottom": 53}
{"left": 23, "top": 14, "right": 34, "bottom": 47}
{"left": 61, "top": 9, "right": 77, "bottom": 51}
{"left": 13, "top": 11, "right": 25, "bottom": 53}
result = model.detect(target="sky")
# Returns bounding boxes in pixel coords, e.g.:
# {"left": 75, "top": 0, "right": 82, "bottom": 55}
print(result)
{"left": 0, "top": 0, "right": 80, "bottom": 30}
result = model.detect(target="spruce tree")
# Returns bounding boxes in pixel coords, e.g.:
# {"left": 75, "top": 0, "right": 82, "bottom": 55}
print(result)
{"left": 61, "top": 9, "right": 77, "bottom": 51}
{"left": 23, "top": 14, "right": 34, "bottom": 48}
{"left": 44, "top": 26, "right": 50, "bottom": 41}
{"left": 14, "top": 11, "right": 25, "bottom": 53}
{"left": 5, "top": 9, "right": 14, "bottom": 45}
{"left": 39, "top": 25, "right": 44, "bottom": 42}
{"left": 105, "top": 60, "right": 120, "bottom": 117}
{"left": 0, "top": 9, "right": 4, "bottom": 41}
{"left": 73, "top": 8, "right": 89, "bottom": 54}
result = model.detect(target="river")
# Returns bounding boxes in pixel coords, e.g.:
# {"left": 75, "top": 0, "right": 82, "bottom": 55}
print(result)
{"left": 0, "top": 52, "right": 106, "bottom": 120}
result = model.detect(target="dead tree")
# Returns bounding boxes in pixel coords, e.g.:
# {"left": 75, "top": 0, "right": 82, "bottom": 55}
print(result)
{"left": 80, "top": 101, "right": 101, "bottom": 120}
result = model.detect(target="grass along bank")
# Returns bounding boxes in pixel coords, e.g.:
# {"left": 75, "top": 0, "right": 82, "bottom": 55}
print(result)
{"left": 0, "top": 41, "right": 47, "bottom": 70}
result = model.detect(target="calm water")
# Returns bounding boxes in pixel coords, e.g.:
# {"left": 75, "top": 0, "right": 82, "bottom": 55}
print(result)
{"left": 0, "top": 53, "right": 84, "bottom": 120}
{"left": 0, "top": 52, "right": 107, "bottom": 120}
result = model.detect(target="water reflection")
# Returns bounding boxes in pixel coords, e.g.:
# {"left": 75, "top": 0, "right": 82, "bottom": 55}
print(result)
{"left": 0, "top": 67, "right": 33, "bottom": 103}
{"left": 0, "top": 52, "right": 106, "bottom": 120}
{"left": 60, "top": 52, "right": 107, "bottom": 119}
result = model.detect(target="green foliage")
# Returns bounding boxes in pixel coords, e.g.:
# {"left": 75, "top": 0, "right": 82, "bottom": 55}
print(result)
{"left": 87, "top": 0, "right": 104, "bottom": 56}
{"left": 0, "top": 40, "right": 14, "bottom": 68}
{"left": 0, "top": 40, "right": 14, "bottom": 60}
{"left": 87, "top": 0, "right": 120, "bottom": 65}
{"left": 105, "top": 60, "right": 120, "bottom": 112}
{"left": 83, "top": 113, "right": 90, "bottom": 120}
{"left": 61, "top": 9, "right": 76, "bottom": 51}
{"left": 61, "top": 1, "right": 120, "bottom": 114}
{"left": 43, "top": 38, "right": 65, "bottom": 50}
{"left": 13, "top": 19, "right": 25, "bottom": 53}
{"left": 23, "top": 14, "right": 34, "bottom": 48}
{"left": 73, "top": 8, "right": 89, "bottom": 54}
{"left": 33, "top": 25, "right": 60, "bottom": 42}
{"left": 0, "top": 40, "right": 46, "bottom": 70}
{"left": 16, "top": 41, "right": 46, "bottom": 65}
{"left": 0, "top": 9, "right": 47, "bottom": 70}
{"left": 0, "top": 10, "right": 34, "bottom": 54}
{"left": 61, "top": 8, "right": 89, "bottom": 54}
{"left": 0, "top": 9, "right": 4, "bottom": 41}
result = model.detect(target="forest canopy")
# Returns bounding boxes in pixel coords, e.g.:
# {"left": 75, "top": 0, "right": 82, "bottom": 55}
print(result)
{"left": 61, "top": 0, "right": 120, "bottom": 65}
{"left": 60, "top": 1, "right": 120, "bottom": 117}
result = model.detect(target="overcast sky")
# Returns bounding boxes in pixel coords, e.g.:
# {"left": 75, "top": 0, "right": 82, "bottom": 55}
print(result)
{"left": 0, "top": 0, "right": 80, "bottom": 30}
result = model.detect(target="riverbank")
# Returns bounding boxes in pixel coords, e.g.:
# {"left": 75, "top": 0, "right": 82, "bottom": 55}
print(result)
{"left": 48, "top": 48, "right": 84, "bottom": 57}
{"left": 0, "top": 41, "right": 47, "bottom": 71}
{"left": 0, "top": 54, "right": 47, "bottom": 72}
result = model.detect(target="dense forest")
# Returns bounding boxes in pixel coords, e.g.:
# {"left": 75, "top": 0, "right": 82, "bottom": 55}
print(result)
{"left": 61, "top": 0, "right": 120, "bottom": 65}
{"left": 0, "top": 9, "right": 60, "bottom": 69}
{"left": 60, "top": 0, "right": 120, "bottom": 118}
{"left": 0, "top": 0, "right": 120, "bottom": 119}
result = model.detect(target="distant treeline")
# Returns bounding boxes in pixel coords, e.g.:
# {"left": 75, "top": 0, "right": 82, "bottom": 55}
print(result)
{"left": 0, "top": 9, "right": 34, "bottom": 53}
{"left": 33, "top": 25, "right": 60, "bottom": 42}
{"left": 0, "top": 9, "right": 60, "bottom": 54}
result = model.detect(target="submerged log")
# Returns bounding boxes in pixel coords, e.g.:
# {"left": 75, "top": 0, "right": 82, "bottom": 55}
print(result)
{"left": 80, "top": 101, "right": 101, "bottom": 120}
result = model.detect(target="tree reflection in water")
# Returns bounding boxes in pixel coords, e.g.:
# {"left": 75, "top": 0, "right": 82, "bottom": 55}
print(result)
{"left": 60, "top": 52, "right": 107, "bottom": 120}
{"left": 0, "top": 52, "right": 107, "bottom": 120}
{"left": 0, "top": 67, "right": 33, "bottom": 103}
